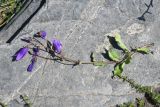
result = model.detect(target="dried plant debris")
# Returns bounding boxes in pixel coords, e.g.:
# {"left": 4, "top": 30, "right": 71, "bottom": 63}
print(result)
{"left": 0, "top": 0, "right": 24, "bottom": 28}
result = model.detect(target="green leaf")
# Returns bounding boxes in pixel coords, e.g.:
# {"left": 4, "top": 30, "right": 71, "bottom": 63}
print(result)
{"left": 108, "top": 49, "right": 120, "bottom": 61}
{"left": 115, "top": 33, "right": 128, "bottom": 52}
{"left": 93, "top": 61, "right": 106, "bottom": 67}
{"left": 136, "top": 47, "right": 150, "bottom": 54}
{"left": 113, "top": 62, "right": 125, "bottom": 77}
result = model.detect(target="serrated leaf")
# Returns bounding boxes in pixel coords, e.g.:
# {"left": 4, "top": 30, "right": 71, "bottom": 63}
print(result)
{"left": 90, "top": 52, "right": 95, "bottom": 62}
{"left": 113, "top": 62, "right": 125, "bottom": 77}
{"left": 136, "top": 47, "right": 150, "bottom": 54}
{"left": 115, "top": 33, "right": 128, "bottom": 52}
{"left": 108, "top": 49, "right": 120, "bottom": 61}
{"left": 93, "top": 61, "right": 106, "bottom": 67}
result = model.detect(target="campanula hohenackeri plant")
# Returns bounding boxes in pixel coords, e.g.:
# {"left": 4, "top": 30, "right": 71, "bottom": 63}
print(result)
{"left": 12, "top": 31, "right": 160, "bottom": 106}
{"left": 13, "top": 31, "right": 154, "bottom": 73}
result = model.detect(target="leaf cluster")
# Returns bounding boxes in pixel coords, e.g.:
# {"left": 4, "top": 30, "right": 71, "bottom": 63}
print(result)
{"left": 91, "top": 33, "right": 153, "bottom": 77}
{"left": 108, "top": 33, "right": 153, "bottom": 77}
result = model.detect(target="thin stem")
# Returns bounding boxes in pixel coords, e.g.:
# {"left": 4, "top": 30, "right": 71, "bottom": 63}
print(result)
{"left": 29, "top": 51, "right": 115, "bottom": 66}
{"left": 30, "top": 38, "right": 153, "bottom": 66}
{"left": 29, "top": 38, "right": 118, "bottom": 65}
{"left": 32, "top": 37, "right": 46, "bottom": 48}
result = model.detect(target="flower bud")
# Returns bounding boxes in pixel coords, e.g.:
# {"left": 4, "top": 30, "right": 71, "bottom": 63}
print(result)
{"left": 51, "top": 39, "right": 62, "bottom": 54}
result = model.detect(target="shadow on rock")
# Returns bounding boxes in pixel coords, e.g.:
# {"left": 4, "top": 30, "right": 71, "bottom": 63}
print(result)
{"left": 137, "top": 0, "right": 154, "bottom": 21}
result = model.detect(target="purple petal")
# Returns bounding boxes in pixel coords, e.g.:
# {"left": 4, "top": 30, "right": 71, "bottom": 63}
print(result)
{"left": 34, "top": 31, "right": 46, "bottom": 39}
{"left": 40, "top": 31, "right": 46, "bottom": 39}
{"left": 27, "top": 59, "right": 35, "bottom": 72}
{"left": 15, "top": 47, "right": 28, "bottom": 61}
{"left": 51, "top": 39, "right": 62, "bottom": 54}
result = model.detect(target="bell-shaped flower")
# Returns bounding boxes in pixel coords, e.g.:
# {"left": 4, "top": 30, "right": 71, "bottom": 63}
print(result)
{"left": 27, "top": 47, "right": 39, "bottom": 72}
{"left": 27, "top": 58, "right": 36, "bottom": 72}
{"left": 13, "top": 47, "right": 28, "bottom": 61}
{"left": 51, "top": 39, "right": 62, "bottom": 54}
{"left": 34, "top": 31, "right": 46, "bottom": 39}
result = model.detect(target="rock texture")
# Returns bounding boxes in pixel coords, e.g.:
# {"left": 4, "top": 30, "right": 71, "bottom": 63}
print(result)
{"left": 0, "top": 0, "right": 160, "bottom": 107}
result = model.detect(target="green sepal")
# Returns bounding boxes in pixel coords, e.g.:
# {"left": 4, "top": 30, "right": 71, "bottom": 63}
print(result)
{"left": 113, "top": 62, "right": 125, "bottom": 77}
{"left": 108, "top": 49, "right": 120, "bottom": 62}
{"left": 115, "top": 33, "right": 129, "bottom": 52}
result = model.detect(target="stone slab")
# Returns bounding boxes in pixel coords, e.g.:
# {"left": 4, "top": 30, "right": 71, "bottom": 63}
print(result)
{"left": 0, "top": 0, "right": 160, "bottom": 107}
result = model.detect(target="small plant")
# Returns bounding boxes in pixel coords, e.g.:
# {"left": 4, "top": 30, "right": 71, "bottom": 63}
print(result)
{"left": 117, "top": 75, "right": 160, "bottom": 106}
{"left": 13, "top": 31, "right": 160, "bottom": 106}
{"left": 12, "top": 31, "right": 154, "bottom": 72}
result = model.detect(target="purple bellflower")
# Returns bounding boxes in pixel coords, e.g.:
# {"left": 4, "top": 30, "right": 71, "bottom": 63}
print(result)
{"left": 27, "top": 47, "right": 39, "bottom": 72}
{"left": 13, "top": 47, "right": 29, "bottom": 61}
{"left": 27, "top": 58, "right": 36, "bottom": 72}
{"left": 51, "top": 39, "right": 62, "bottom": 54}
{"left": 35, "top": 31, "right": 46, "bottom": 39}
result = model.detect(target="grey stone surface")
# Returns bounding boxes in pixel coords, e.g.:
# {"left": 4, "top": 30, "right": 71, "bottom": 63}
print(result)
{"left": 0, "top": 0, "right": 160, "bottom": 107}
